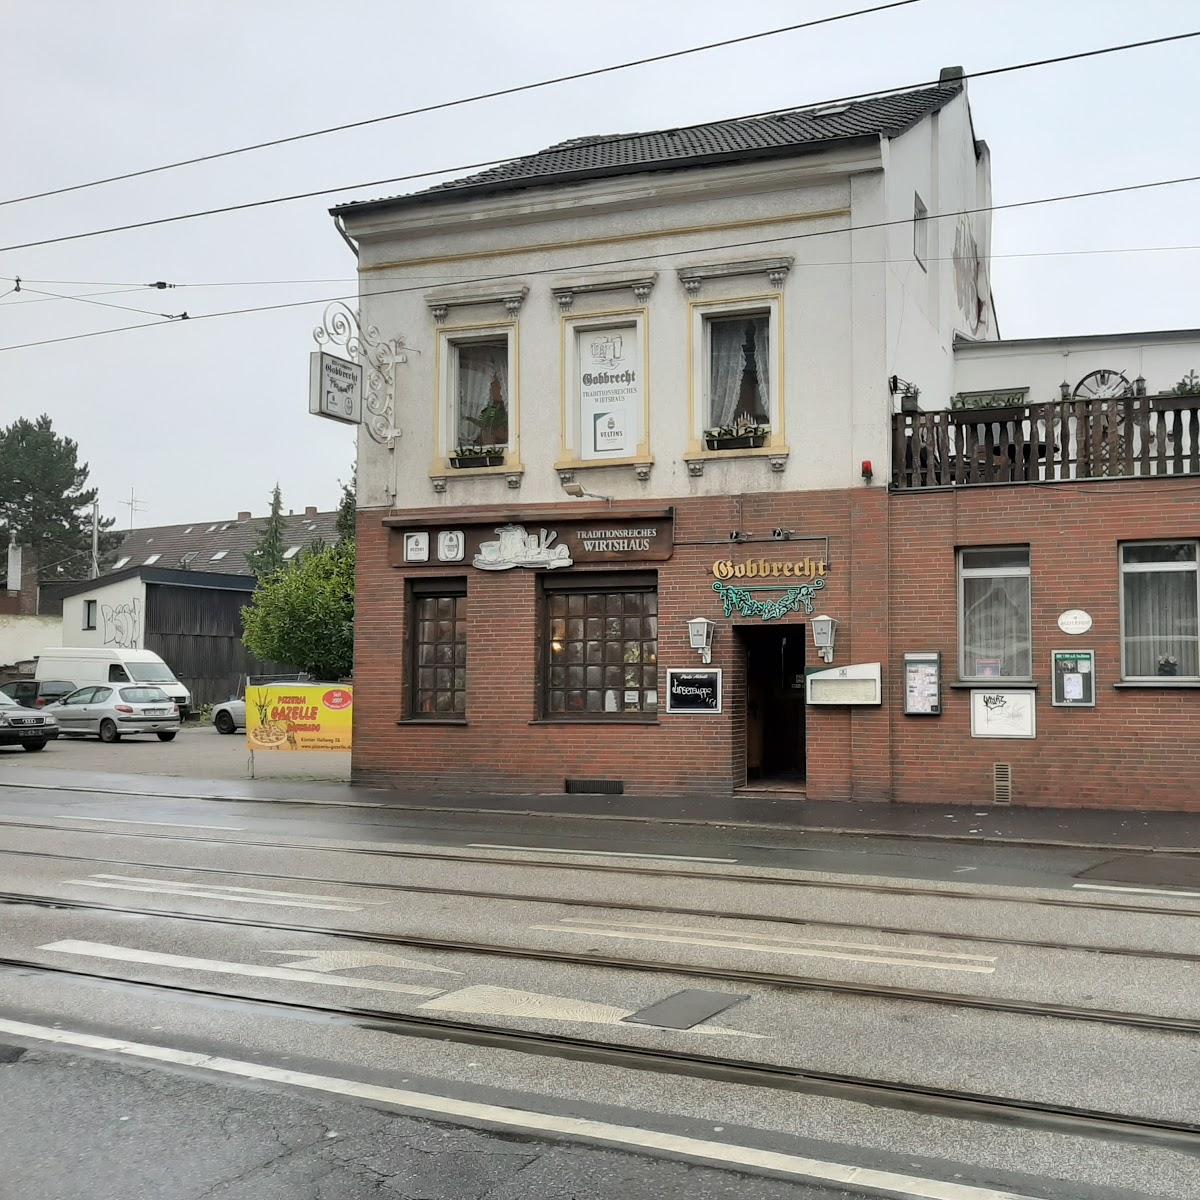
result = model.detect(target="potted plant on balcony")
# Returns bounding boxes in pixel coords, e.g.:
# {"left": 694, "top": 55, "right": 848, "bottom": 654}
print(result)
{"left": 704, "top": 418, "right": 768, "bottom": 451}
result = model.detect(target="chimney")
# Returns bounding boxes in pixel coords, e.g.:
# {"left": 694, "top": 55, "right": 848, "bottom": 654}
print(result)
{"left": 237, "top": 510, "right": 251, "bottom": 521}
{"left": 6, "top": 536, "right": 19, "bottom": 592}
{"left": 304, "top": 506, "right": 318, "bottom": 518}
{"left": 939, "top": 65, "right": 965, "bottom": 87}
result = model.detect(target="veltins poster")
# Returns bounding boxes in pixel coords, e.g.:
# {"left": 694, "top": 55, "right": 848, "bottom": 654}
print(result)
{"left": 246, "top": 684, "right": 353, "bottom": 751}
{"left": 578, "top": 325, "right": 640, "bottom": 460}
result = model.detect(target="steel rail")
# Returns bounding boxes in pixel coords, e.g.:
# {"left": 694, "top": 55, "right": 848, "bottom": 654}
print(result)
{"left": 1, "top": 889, "right": 1195, "bottom": 1035}
{"left": 0, "top": 815, "right": 1197, "bottom": 919}
{"left": 0, "top": 843, "right": 1196, "bottom": 962}
{"left": 0, "top": 954, "right": 1195, "bottom": 1151}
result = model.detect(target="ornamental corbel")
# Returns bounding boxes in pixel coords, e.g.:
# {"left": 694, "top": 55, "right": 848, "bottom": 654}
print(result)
{"left": 505, "top": 473, "right": 522, "bottom": 489}
{"left": 631, "top": 281, "right": 653, "bottom": 304}
{"left": 553, "top": 289, "right": 575, "bottom": 311}
{"left": 687, "top": 460, "right": 704, "bottom": 477}
{"left": 504, "top": 294, "right": 525, "bottom": 318}
{"left": 767, "top": 265, "right": 790, "bottom": 289}
{"left": 634, "top": 463, "right": 652, "bottom": 482}
{"left": 430, "top": 304, "right": 448, "bottom": 324}
{"left": 557, "top": 469, "right": 576, "bottom": 486}
{"left": 768, "top": 455, "right": 788, "bottom": 473}
{"left": 431, "top": 477, "right": 448, "bottom": 494}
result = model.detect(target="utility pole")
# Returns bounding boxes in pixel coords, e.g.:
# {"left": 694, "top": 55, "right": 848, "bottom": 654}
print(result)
{"left": 90, "top": 501, "right": 99, "bottom": 579}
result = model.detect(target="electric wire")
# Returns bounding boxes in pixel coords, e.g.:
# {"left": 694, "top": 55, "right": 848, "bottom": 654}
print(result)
{"left": 16, "top": 285, "right": 183, "bottom": 320}
{"left": 0, "top": 1, "right": 925, "bottom": 208}
{"left": 2, "top": 29, "right": 1197, "bottom": 257}
{"left": 3, "top": 170, "right": 1200, "bottom": 354}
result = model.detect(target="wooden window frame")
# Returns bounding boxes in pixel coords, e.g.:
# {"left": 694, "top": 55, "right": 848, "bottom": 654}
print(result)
{"left": 406, "top": 578, "right": 468, "bottom": 721}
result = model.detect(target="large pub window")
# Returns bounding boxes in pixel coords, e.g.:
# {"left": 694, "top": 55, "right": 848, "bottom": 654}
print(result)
{"left": 958, "top": 547, "right": 1032, "bottom": 680}
{"left": 543, "top": 574, "right": 658, "bottom": 718}
{"left": 409, "top": 580, "right": 467, "bottom": 717}
{"left": 1121, "top": 542, "right": 1200, "bottom": 679}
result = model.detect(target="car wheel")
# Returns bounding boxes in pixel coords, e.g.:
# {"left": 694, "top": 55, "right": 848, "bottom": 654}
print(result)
{"left": 156, "top": 731, "right": 177, "bottom": 742}
{"left": 214, "top": 710, "right": 236, "bottom": 735}
{"left": 99, "top": 719, "right": 120, "bottom": 743}
{"left": 21, "top": 740, "right": 47, "bottom": 752}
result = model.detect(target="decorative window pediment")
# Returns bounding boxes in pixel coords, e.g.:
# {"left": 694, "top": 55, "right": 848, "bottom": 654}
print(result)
{"left": 425, "top": 283, "right": 528, "bottom": 324}
{"left": 676, "top": 256, "right": 793, "bottom": 295}
{"left": 551, "top": 271, "right": 657, "bottom": 311}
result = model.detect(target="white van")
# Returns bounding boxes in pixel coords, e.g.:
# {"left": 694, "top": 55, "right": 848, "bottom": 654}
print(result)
{"left": 35, "top": 648, "right": 192, "bottom": 717}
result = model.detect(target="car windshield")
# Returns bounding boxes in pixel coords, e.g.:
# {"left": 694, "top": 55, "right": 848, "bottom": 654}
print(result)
{"left": 127, "top": 663, "right": 176, "bottom": 683}
{"left": 121, "top": 687, "right": 170, "bottom": 703}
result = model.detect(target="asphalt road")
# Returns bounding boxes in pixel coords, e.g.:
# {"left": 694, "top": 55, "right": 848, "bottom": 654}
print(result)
{"left": 0, "top": 768, "right": 1196, "bottom": 1199}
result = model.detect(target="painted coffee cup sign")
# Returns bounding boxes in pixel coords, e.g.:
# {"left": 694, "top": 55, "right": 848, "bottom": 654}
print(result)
{"left": 1057, "top": 609, "right": 1093, "bottom": 636}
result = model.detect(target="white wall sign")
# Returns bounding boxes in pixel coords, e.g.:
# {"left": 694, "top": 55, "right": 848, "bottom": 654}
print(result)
{"left": 1057, "top": 609, "right": 1093, "bottom": 636}
{"left": 970, "top": 689, "right": 1036, "bottom": 739}
{"left": 805, "top": 663, "right": 882, "bottom": 706}
{"left": 308, "top": 352, "right": 363, "bottom": 425}
{"left": 403, "top": 532, "right": 429, "bottom": 563}
{"left": 578, "top": 325, "right": 640, "bottom": 460}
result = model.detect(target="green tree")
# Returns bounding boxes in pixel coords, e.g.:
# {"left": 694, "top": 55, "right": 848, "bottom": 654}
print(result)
{"left": 0, "top": 414, "right": 119, "bottom": 577}
{"left": 246, "top": 483, "right": 286, "bottom": 578}
{"left": 241, "top": 539, "right": 354, "bottom": 680}
{"left": 335, "top": 469, "right": 356, "bottom": 546}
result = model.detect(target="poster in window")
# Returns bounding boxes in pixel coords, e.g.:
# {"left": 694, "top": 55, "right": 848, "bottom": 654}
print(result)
{"left": 578, "top": 325, "right": 640, "bottom": 460}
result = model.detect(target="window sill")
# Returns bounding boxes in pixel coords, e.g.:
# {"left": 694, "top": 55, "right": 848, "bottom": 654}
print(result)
{"left": 1113, "top": 681, "right": 1200, "bottom": 689}
{"left": 430, "top": 462, "right": 522, "bottom": 479}
{"left": 553, "top": 455, "right": 654, "bottom": 472}
{"left": 397, "top": 717, "right": 469, "bottom": 725}
{"left": 529, "top": 716, "right": 660, "bottom": 726}
{"left": 684, "top": 444, "right": 789, "bottom": 463}
{"left": 950, "top": 681, "right": 1038, "bottom": 690}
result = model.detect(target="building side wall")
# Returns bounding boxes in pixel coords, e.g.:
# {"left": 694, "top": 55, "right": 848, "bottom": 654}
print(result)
{"left": 0, "top": 615, "right": 62, "bottom": 672}
{"left": 61, "top": 578, "right": 147, "bottom": 649}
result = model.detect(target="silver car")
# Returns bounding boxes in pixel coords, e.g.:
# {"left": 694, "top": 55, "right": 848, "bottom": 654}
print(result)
{"left": 212, "top": 696, "right": 245, "bottom": 735}
{"left": 50, "top": 684, "right": 181, "bottom": 743}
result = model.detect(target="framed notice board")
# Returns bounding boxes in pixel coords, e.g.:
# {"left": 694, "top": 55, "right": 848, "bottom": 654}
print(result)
{"left": 666, "top": 669, "right": 722, "bottom": 714}
{"left": 903, "top": 652, "right": 941, "bottom": 716}
{"left": 1051, "top": 649, "right": 1095, "bottom": 707}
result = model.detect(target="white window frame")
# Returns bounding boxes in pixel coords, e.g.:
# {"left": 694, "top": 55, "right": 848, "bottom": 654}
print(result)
{"left": 143, "top": 553, "right": 161, "bottom": 565}
{"left": 689, "top": 295, "right": 783, "bottom": 455}
{"left": 82, "top": 599, "right": 97, "bottom": 631}
{"left": 436, "top": 323, "right": 518, "bottom": 473}
{"left": 913, "top": 192, "right": 928, "bottom": 270}
{"left": 111, "top": 556, "right": 129, "bottom": 570}
{"left": 1119, "top": 540, "right": 1200, "bottom": 681}
{"left": 957, "top": 546, "right": 1032, "bottom": 682}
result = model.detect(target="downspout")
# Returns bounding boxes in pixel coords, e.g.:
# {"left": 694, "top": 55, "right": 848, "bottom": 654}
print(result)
{"left": 334, "top": 213, "right": 359, "bottom": 260}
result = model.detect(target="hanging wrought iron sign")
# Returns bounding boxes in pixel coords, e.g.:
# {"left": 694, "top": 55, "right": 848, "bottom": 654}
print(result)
{"left": 713, "top": 578, "right": 826, "bottom": 621}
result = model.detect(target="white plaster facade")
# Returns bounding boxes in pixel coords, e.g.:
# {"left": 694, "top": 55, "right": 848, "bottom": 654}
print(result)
{"left": 0, "top": 614, "right": 62, "bottom": 669}
{"left": 60, "top": 576, "right": 147, "bottom": 650}
{"left": 339, "top": 85, "right": 995, "bottom": 510}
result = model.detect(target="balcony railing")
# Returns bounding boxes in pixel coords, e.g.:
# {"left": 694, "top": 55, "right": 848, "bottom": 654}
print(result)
{"left": 892, "top": 394, "right": 1200, "bottom": 489}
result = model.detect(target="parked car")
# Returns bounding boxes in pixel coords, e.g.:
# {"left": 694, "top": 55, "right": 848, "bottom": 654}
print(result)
{"left": 48, "top": 684, "right": 181, "bottom": 743}
{"left": 0, "top": 678, "right": 75, "bottom": 709}
{"left": 212, "top": 696, "right": 245, "bottom": 735}
{"left": 0, "top": 691, "right": 59, "bottom": 751}
{"left": 34, "top": 647, "right": 192, "bottom": 719}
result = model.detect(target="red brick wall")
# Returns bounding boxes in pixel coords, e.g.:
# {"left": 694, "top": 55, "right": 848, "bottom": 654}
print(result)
{"left": 353, "top": 479, "right": 1200, "bottom": 811}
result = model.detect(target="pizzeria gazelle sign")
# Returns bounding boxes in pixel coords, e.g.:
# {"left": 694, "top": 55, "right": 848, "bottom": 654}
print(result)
{"left": 389, "top": 513, "right": 673, "bottom": 570}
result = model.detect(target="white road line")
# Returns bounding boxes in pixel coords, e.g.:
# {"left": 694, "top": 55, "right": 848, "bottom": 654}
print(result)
{"left": 91, "top": 873, "right": 384, "bottom": 905}
{"left": 52, "top": 815, "right": 245, "bottom": 831}
{"left": 39, "top": 940, "right": 443, "bottom": 997}
{"left": 536, "top": 925, "right": 996, "bottom": 974}
{"left": 559, "top": 917, "right": 996, "bottom": 963}
{"left": 1072, "top": 882, "right": 1200, "bottom": 900}
{"left": 0, "top": 1018, "right": 1050, "bottom": 1200}
{"left": 468, "top": 843, "right": 737, "bottom": 864}
{"left": 63, "top": 879, "right": 364, "bottom": 913}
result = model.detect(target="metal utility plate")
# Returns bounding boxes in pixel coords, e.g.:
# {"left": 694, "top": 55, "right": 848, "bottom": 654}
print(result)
{"left": 1076, "top": 855, "right": 1200, "bottom": 888}
{"left": 621, "top": 989, "right": 749, "bottom": 1030}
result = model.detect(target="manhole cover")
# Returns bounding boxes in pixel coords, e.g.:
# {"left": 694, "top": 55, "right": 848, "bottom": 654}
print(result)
{"left": 1075, "top": 855, "right": 1200, "bottom": 888}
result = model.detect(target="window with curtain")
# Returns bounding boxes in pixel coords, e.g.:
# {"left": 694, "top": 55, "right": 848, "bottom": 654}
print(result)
{"left": 705, "top": 313, "right": 770, "bottom": 430}
{"left": 454, "top": 339, "right": 509, "bottom": 451}
{"left": 959, "top": 547, "right": 1031, "bottom": 679}
{"left": 1121, "top": 542, "right": 1199, "bottom": 679}
{"left": 409, "top": 584, "right": 467, "bottom": 717}
{"left": 543, "top": 578, "right": 657, "bottom": 718}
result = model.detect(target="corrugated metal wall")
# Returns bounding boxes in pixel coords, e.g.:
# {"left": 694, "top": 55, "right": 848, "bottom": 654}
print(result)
{"left": 143, "top": 584, "right": 292, "bottom": 707}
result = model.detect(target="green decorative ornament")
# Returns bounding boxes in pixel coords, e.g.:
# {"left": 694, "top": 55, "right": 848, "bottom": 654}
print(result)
{"left": 713, "top": 577, "right": 825, "bottom": 621}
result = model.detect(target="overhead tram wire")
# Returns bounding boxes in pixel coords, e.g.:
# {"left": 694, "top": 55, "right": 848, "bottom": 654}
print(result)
{"left": 5, "top": 169, "right": 1200, "bottom": 354}
{"left": 0, "top": 1, "right": 925, "bottom": 209}
{"left": 16, "top": 284, "right": 185, "bottom": 320}
{"left": 1, "top": 28, "right": 1197, "bottom": 259}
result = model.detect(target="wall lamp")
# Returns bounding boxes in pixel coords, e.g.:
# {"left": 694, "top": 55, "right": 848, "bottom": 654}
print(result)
{"left": 561, "top": 481, "right": 611, "bottom": 504}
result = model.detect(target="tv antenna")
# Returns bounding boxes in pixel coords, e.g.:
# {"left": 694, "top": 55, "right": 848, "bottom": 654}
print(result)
{"left": 121, "top": 487, "right": 148, "bottom": 531}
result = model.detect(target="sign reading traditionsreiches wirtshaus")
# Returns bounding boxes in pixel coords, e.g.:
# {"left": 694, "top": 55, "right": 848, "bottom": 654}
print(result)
{"left": 389, "top": 514, "right": 673, "bottom": 570}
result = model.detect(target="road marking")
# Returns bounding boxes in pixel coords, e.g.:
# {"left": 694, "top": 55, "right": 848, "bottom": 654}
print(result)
{"left": 536, "top": 924, "right": 996, "bottom": 974}
{"left": 414, "top": 984, "right": 758, "bottom": 1037}
{"left": 468, "top": 843, "right": 736, "bottom": 864}
{"left": 39, "top": 940, "right": 443, "bottom": 997}
{"left": 559, "top": 917, "right": 997, "bottom": 962}
{"left": 53, "top": 815, "right": 245, "bottom": 831}
{"left": 64, "top": 879, "right": 364, "bottom": 912}
{"left": 1072, "top": 882, "right": 1200, "bottom": 900}
{"left": 90, "top": 874, "right": 385, "bottom": 904}
{"left": 0, "top": 1018, "right": 1052, "bottom": 1200}
{"left": 273, "top": 950, "right": 459, "bottom": 976}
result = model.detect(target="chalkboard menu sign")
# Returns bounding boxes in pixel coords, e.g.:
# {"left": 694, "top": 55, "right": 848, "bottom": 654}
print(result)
{"left": 1051, "top": 649, "right": 1095, "bottom": 707}
{"left": 666, "top": 669, "right": 722, "bottom": 714}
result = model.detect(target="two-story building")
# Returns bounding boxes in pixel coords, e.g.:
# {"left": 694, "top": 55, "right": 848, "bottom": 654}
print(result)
{"left": 332, "top": 69, "right": 1200, "bottom": 811}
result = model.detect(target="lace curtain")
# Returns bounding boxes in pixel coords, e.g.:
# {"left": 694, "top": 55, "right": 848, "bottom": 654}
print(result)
{"left": 456, "top": 341, "right": 508, "bottom": 447}
{"left": 1124, "top": 570, "right": 1199, "bottom": 676}
{"left": 708, "top": 315, "right": 769, "bottom": 428}
{"left": 962, "top": 577, "right": 1031, "bottom": 677}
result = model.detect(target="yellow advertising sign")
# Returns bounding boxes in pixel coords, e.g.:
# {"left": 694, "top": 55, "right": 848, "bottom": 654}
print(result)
{"left": 246, "top": 684, "right": 352, "bottom": 752}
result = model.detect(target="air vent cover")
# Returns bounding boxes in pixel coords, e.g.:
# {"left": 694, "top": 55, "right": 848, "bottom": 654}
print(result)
{"left": 993, "top": 762, "right": 1013, "bottom": 805}
{"left": 565, "top": 778, "right": 624, "bottom": 795}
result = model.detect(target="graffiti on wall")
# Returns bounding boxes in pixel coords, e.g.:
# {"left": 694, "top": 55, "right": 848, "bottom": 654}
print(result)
{"left": 101, "top": 598, "right": 141, "bottom": 648}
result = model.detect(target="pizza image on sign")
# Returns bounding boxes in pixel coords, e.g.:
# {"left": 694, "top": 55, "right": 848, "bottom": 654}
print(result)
{"left": 246, "top": 685, "right": 353, "bottom": 751}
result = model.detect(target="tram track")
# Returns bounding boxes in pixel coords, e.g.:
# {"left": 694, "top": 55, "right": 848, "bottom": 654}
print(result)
{"left": 2, "top": 888, "right": 1195, "bottom": 1035}
{"left": 1, "top": 815, "right": 1198, "bottom": 919}
{"left": 0, "top": 843, "right": 1197, "bottom": 963}
{"left": 1, "top": 952, "right": 1196, "bottom": 1152}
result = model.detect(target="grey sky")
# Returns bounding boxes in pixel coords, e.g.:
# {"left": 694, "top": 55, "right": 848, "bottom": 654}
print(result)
{"left": 3, "top": 0, "right": 1197, "bottom": 530}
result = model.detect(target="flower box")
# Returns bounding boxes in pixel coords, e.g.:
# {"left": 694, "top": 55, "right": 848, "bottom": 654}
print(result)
{"left": 705, "top": 432, "right": 766, "bottom": 451}
{"left": 449, "top": 450, "right": 504, "bottom": 469}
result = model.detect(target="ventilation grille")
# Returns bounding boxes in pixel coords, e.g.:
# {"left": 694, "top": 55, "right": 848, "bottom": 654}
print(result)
{"left": 993, "top": 762, "right": 1013, "bottom": 805}
{"left": 565, "top": 778, "right": 624, "bottom": 795}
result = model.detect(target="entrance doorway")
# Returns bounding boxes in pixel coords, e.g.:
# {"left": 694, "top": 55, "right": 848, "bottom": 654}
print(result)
{"left": 742, "top": 626, "right": 806, "bottom": 785}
